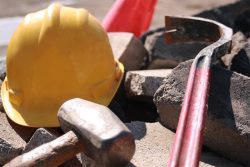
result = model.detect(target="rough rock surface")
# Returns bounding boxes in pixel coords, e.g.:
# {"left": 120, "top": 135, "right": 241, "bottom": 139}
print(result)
{"left": 23, "top": 128, "right": 61, "bottom": 153}
{"left": 142, "top": 0, "right": 250, "bottom": 70}
{"left": 125, "top": 69, "right": 172, "bottom": 101}
{"left": 230, "top": 38, "right": 250, "bottom": 77}
{"left": 0, "top": 110, "right": 26, "bottom": 165}
{"left": 154, "top": 60, "right": 250, "bottom": 165}
{"left": 22, "top": 128, "right": 83, "bottom": 167}
{"left": 0, "top": 46, "right": 6, "bottom": 79}
{"left": 0, "top": 89, "right": 36, "bottom": 165}
{"left": 126, "top": 121, "right": 244, "bottom": 167}
{"left": 143, "top": 29, "right": 208, "bottom": 69}
{"left": 108, "top": 32, "right": 148, "bottom": 70}
{"left": 222, "top": 32, "right": 248, "bottom": 67}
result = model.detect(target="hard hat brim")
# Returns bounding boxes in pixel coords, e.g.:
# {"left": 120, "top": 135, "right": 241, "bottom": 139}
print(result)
{"left": 1, "top": 61, "right": 124, "bottom": 127}
{"left": 1, "top": 79, "right": 60, "bottom": 127}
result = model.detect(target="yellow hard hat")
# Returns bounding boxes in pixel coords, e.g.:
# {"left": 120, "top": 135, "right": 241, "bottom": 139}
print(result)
{"left": 1, "top": 3, "right": 124, "bottom": 127}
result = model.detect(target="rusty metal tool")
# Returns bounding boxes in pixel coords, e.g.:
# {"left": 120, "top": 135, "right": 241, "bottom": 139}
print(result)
{"left": 164, "top": 16, "right": 232, "bottom": 167}
{"left": 4, "top": 98, "right": 135, "bottom": 167}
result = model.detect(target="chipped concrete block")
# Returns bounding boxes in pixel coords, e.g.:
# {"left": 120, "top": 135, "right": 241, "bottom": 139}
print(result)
{"left": 0, "top": 111, "right": 26, "bottom": 165}
{"left": 0, "top": 138, "right": 22, "bottom": 165}
{"left": 125, "top": 69, "right": 172, "bottom": 101}
{"left": 230, "top": 37, "right": 250, "bottom": 77}
{"left": 126, "top": 121, "right": 243, "bottom": 167}
{"left": 23, "top": 128, "right": 61, "bottom": 153}
{"left": 108, "top": 32, "right": 148, "bottom": 70}
{"left": 0, "top": 45, "right": 6, "bottom": 79}
{"left": 222, "top": 32, "right": 248, "bottom": 67}
{"left": 143, "top": 30, "right": 208, "bottom": 69}
{"left": 221, "top": 32, "right": 250, "bottom": 77}
{"left": 22, "top": 128, "right": 83, "bottom": 167}
{"left": 154, "top": 60, "right": 250, "bottom": 165}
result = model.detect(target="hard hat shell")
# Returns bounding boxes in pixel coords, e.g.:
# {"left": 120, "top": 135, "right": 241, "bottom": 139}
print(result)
{"left": 1, "top": 3, "right": 124, "bottom": 127}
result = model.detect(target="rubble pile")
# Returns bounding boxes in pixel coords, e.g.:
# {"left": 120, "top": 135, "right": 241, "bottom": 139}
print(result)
{"left": 0, "top": 0, "right": 250, "bottom": 166}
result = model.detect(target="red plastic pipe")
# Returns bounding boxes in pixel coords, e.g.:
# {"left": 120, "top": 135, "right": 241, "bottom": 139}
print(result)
{"left": 102, "top": 0, "right": 157, "bottom": 37}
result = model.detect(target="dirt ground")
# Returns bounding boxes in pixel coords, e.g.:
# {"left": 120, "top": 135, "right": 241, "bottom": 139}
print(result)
{"left": 0, "top": 0, "right": 237, "bottom": 28}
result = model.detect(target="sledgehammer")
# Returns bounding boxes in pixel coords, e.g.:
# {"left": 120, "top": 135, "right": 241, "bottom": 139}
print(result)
{"left": 4, "top": 98, "right": 135, "bottom": 167}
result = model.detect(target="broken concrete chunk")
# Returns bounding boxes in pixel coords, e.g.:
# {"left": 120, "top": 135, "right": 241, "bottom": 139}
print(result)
{"left": 230, "top": 38, "right": 250, "bottom": 77}
{"left": 0, "top": 111, "right": 26, "bottom": 165}
{"left": 15, "top": 128, "right": 83, "bottom": 167}
{"left": 108, "top": 32, "right": 148, "bottom": 70}
{"left": 23, "top": 128, "right": 61, "bottom": 153}
{"left": 126, "top": 121, "right": 244, "bottom": 167}
{"left": 221, "top": 32, "right": 250, "bottom": 77}
{"left": 154, "top": 60, "right": 250, "bottom": 165}
{"left": 222, "top": 32, "right": 248, "bottom": 67}
{"left": 0, "top": 45, "right": 7, "bottom": 79}
{"left": 143, "top": 30, "right": 208, "bottom": 69}
{"left": 0, "top": 138, "right": 22, "bottom": 165}
{"left": 125, "top": 69, "right": 172, "bottom": 101}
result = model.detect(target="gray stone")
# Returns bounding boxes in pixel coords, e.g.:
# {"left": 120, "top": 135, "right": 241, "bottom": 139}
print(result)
{"left": 125, "top": 69, "right": 172, "bottom": 101}
{"left": 22, "top": 128, "right": 84, "bottom": 167}
{"left": 154, "top": 60, "right": 250, "bottom": 165}
{"left": 0, "top": 83, "right": 37, "bottom": 165}
{"left": 0, "top": 138, "right": 22, "bottom": 165}
{"left": 221, "top": 32, "right": 250, "bottom": 77}
{"left": 108, "top": 32, "right": 148, "bottom": 70}
{"left": 23, "top": 128, "right": 61, "bottom": 153}
{"left": 221, "top": 32, "right": 247, "bottom": 67}
{"left": 0, "top": 110, "right": 26, "bottom": 165}
{"left": 126, "top": 121, "right": 244, "bottom": 167}
{"left": 0, "top": 45, "right": 6, "bottom": 79}
{"left": 230, "top": 37, "right": 250, "bottom": 77}
{"left": 143, "top": 30, "right": 208, "bottom": 69}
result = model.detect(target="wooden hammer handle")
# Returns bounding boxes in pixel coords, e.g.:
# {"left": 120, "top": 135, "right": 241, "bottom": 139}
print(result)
{"left": 4, "top": 131, "right": 84, "bottom": 167}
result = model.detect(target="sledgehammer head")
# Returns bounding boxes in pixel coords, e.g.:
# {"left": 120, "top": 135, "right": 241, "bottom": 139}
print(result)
{"left": 58, "top": 98, "right": 135, "bottom": 167}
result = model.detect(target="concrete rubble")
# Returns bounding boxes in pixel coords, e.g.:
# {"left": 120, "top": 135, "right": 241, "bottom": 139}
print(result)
{"left": 108, "top": 32, "right": 148, "bottom": 70}
{"left": 23, "top": 128, "right": 60, "bottom": 153}
{"left": 154, "top": 60, "right": 250, "bottom": 166}
{"left": 222, "top": 32, "right": 248, "bottom": 68}
{"left": 0, "top": 1, "right": 250, "bottom": 167}
{"left": 144, "top": 31, "right": 208, "bottom": 69}
{"left": 0, "top": 110, "right": 26, "bottom": 165}
{"left": 142, "top": 0, "right": 250, "bottom": 70}
{"left": 125, "top": 69, "right": 172, "bottom": 101}
{"left": 230, "top": 34, "right": 250, "bottom": 77}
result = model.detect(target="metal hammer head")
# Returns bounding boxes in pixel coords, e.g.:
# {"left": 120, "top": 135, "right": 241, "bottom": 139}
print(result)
{"left": 58, "top": 98, "right": 135, "bottom": 167}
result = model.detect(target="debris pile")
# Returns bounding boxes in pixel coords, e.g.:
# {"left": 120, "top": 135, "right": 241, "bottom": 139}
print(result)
{"left": 0, "top": 0, "right": 250, "bottom": 166}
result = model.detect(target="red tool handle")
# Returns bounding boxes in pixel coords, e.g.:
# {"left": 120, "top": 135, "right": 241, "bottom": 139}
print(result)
{"left": 168, "top": 56, "right": 211, "bottom": 167}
